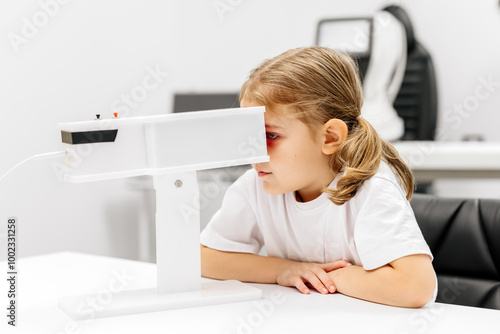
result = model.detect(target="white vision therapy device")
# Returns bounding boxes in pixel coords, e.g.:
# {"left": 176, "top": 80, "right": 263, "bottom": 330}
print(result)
{"left": 56, "top": 107, "right": 268, "bottom": 319}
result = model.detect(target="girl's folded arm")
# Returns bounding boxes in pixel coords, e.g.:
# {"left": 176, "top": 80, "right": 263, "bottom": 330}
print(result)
{"left": 201, "top": 245, "right": 350, "bottom": 294}
{"left": 328, "top": 254, "right": 436, "bottom": 308}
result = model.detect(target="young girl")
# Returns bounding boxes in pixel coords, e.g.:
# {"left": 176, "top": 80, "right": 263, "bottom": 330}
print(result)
{"left": 200, "top": 46, "right": 436, "bottom": 308}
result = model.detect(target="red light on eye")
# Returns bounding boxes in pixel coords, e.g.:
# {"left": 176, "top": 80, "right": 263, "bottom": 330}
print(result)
{"left": 113, "top": 112, "right": 118, "bottom": 118}
{"left": 266, "top": 138, "right": 275, "bottom": 147}
{"left": 266, "top": 133, "right": 278, "bottom": 146}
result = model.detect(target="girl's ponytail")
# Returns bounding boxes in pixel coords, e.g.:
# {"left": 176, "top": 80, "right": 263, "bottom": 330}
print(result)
{"left": 324, "top": 116, "right": 414, "bottom": 205}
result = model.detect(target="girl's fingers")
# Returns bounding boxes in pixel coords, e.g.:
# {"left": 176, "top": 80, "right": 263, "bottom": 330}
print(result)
{"left": 292, "top": 277, "right": 310, "bottom": 294}
{"left": 279, "top": 261, "right": 351, "bottom": 294}
{"left": 313, "top": 268, "right": 336, "bottom": 293}
{"left": 321, "top": 260, "right": 352, "bottom": 272}
{"left": 302, "top": 272, "right": 329, "bottom": 294}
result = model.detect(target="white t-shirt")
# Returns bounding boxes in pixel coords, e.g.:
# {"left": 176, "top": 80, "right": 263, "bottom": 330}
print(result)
{"left": 200, "top": 162, "right": 433, "bottom": 270}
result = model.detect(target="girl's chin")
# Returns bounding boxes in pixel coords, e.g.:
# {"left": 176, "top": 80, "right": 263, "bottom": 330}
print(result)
{"left": 262, "top": 183, "right": 289, "bottom": 196}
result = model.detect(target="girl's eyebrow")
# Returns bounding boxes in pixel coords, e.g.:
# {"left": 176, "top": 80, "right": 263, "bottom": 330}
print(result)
{"left": 265, "top": 124, "right": 284, "bottom": 130}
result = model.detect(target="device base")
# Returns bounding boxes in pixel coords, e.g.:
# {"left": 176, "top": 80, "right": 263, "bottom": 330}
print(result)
{"left": 58, "top": 280, "right": 262, "bottom": 320}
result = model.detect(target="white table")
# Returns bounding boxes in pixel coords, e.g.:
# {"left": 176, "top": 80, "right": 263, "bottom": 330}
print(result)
{"left": 2, "top": 252, "right": 500, "bottom": 334}
{"left": 393, "top": 141, "right": 500, "bottom": 181}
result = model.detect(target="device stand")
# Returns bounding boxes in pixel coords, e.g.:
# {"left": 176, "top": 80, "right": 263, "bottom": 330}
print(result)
{"left": 58, "top": 172, "right": 262, "bottom": 320}
{"left": 154, "top": 172, "right": 202, "bottom": 294}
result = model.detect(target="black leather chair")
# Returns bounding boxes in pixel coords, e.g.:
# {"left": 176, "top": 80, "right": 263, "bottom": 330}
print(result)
{"left": 410, "top": 194, "right": 500, "bottom": 310}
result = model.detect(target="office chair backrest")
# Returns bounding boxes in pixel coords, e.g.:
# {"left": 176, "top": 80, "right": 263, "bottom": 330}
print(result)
{"left": 316, "top": 5, "right": 438, "bottom": 141}
{"left": 383, "top": 5, "right": 438, "bottom": 140}
{"left": 410, "top": 194, "right": 500, "bottom": 310}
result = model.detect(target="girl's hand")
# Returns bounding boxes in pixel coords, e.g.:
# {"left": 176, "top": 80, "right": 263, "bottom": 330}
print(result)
{"left": 276, "top": 260, "right": 351, "bottom": 295}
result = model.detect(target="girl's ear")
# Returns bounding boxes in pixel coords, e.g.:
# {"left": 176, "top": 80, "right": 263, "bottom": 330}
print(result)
{"left": 322, "top": 119, "right": 348, "bottom": 155}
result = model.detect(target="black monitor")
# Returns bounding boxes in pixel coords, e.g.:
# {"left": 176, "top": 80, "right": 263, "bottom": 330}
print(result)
{"left": 316, "top": 17, "right": 373, "bottom": 81}
{"left": 173, "top": 93, "right": 240, "bottom": 113}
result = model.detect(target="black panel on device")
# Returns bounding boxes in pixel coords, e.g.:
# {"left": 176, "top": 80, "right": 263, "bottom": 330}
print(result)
{"left": 61, "top": 129, "right": 118, "bottom": 144}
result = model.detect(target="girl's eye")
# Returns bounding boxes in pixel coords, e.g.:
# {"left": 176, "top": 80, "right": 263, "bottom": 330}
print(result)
{"left": 266, "top": 132, "right": 278, "bottom": 140}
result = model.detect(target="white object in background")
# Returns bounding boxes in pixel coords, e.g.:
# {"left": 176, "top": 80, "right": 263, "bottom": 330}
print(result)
{"left": 393, "top": 141, "right": 500, "bottom": 181}
{"left": 57, "top": 107, "right": 268, "bottom": 319}
{"left": 361, "top": 11, "right": 407, "bottom": 142}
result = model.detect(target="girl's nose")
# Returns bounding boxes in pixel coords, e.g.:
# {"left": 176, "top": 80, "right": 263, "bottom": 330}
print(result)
{"left": 252, "top": 163, "right": 265, "bottom": 170}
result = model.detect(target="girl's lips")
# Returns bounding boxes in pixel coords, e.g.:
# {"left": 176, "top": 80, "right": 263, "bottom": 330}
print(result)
{"left": 258, "top": 171, "right": 271, "bottom": 177}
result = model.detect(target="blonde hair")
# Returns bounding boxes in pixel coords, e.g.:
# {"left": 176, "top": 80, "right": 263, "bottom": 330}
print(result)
{"left": 239, "top": 46, "right": 414, "bottom": 205}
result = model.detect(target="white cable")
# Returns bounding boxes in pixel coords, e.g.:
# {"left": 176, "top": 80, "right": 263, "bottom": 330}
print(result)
{"left": 0, "top": 151, "right": 67, "bottom": 184}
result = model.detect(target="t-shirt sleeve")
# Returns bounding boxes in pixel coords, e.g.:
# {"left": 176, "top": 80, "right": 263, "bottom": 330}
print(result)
{"left": 353, "top": 176, "right": 433, "bottom": 270}
{"left": 200, "top": 171, "right": 264, "bottom": 254}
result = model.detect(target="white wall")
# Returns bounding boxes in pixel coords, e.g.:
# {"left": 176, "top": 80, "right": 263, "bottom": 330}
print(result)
{"left": 0, "top": 0, "right": 178, "bottom": 261}
{"left": 405, "top": 1, "right": 500, "bottom": 141}
{"left": 1, "top": 0, "right": 500, "bottom": 261}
